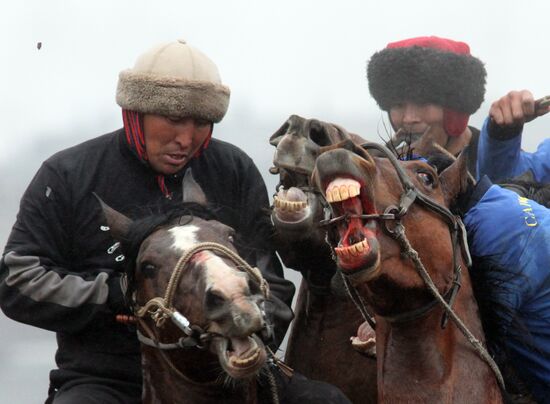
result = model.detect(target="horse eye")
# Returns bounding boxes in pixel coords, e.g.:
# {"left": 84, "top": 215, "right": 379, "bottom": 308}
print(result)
{"left": 140, "top": 262, "right": 156, "bottom": 275}
{"left": 228, "top": 234, "right": 234, "bottom": 243}
{"left": 417, "top": 172, "right": 435, "bottom": 187}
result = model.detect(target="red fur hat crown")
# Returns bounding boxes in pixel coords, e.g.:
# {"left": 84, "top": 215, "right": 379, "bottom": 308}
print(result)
{"left": 367, "top": 36, "right": 487, "bottom": 136}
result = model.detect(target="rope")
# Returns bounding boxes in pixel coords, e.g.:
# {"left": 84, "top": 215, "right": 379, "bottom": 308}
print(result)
{"left": 265, "top": 366, "right": 280, "bottom": 404}
{"left": 393, "top": 222, "right": 506, "bottom": 391}
{"left": 134, "top": 241, "right": 270, "bottom": 329}
{"left": 164, "top": 242, "right": 270, "bottom": 308}
{"left": 340, "top": 272, "right": 377, "bottom": 329}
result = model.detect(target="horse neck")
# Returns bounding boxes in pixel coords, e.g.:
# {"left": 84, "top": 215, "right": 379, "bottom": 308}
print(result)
{"left": 375, "top": 274, "right": 502, "bottom": 403}
{"left": 141, "top": 347, "right": 257, "bottom": 404}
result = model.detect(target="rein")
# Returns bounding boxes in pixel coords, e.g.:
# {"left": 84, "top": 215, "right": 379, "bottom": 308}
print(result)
{"left": 326, "top": 142, "right": 505, "bottom": 390}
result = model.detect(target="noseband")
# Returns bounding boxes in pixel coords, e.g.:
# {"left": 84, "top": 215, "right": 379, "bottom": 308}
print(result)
{"left": 133, "top": 241, "right": 270, "bottom": 351}
{"left": 322, "top": 142, "right": 505, "bottom": 390}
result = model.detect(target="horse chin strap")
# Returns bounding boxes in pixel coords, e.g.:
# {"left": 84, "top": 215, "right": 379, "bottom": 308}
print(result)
{"left": 333, "top": 142, "right": 505, "bottom": 391}
{"left": 133, "top": 241, "right": 271, "bottom": 350}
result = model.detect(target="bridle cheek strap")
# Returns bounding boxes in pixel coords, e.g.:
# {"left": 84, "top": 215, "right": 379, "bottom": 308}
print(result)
{"left": 335, "top": 142, "right": 504, "bottom": 391}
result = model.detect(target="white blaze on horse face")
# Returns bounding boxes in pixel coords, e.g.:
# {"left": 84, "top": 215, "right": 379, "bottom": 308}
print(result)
{"left": 170, "top": 225, "right": 200, "bottom": 251}
{"left": 169, "top": 225, "right": 250, "bottom": 304}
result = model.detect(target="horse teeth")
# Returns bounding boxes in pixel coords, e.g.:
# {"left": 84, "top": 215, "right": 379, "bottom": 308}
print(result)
{"left": 335, "top": 246, "right": 347, "bottom": 257}
{"left": 339, "top": 185, "right": 350, "bottom": 200}
{"left": 230, "top": 348, "right": 260, "bottom": 367}
{"left": 274, "top": 195, "right": 308, "bottom": 212}
{"left": 349, "top": 186, "right": 360, "bottom": 198}
{"left": 335, "top": 240, "right": 370, "bottom": 259}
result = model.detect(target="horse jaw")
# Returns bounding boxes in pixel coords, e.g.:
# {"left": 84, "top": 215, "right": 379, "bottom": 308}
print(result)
{"left": 313, "top": 147, "right": 381, "bottom": 280}
{"left": 272, "top": 187, "right": 326, "bottom": 237}
{"left": 211, "top": 334, "right": 267, "bottom": 379}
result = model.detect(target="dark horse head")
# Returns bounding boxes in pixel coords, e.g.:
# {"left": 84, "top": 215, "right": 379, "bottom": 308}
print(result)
{"left": 268, "top": 115, "right": 378, "bottom": 403}
{"left": 97, "top": 171, "right": 269, "bottom": 403}
{"left": 269, "top": 115, "right": 367, "bottom": 267}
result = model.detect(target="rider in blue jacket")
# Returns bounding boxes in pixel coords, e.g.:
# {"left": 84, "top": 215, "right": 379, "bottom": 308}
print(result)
{"left": 463, "top": 174, "right": 550, "bottom": 402}
{"left": 476, "top": 89, "right": 550, "bottom": 182}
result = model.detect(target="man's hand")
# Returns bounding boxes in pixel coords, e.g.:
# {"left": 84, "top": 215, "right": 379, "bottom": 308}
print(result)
{"left": 490, "top": 90, "right": 550, "bottom": 127}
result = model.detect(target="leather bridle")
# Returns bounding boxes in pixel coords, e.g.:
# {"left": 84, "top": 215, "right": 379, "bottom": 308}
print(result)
{"left": 321, "top": 141, "right": 505, "bottom": 390}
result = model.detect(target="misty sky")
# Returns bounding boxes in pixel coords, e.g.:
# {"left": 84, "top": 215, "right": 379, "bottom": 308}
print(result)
{"left": 1, "top": 1, "right": 550, "bottom": 402}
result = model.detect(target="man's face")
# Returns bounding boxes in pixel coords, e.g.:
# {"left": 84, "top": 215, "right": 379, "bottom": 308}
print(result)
{"left": 389, "top": 102, "right": 445, "bottom": 137}
{"left": 143, "top": 114, "right": 212, "bottom": 175}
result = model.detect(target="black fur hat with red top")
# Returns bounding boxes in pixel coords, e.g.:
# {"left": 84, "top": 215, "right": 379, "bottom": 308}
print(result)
{"left": 367, "top": 36, "right": 486, "bottom": 136}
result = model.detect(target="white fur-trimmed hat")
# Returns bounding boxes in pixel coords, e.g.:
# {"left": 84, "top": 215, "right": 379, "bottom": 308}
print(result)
{"left": 116, "top": 39, "right": 230, "bottom": 123}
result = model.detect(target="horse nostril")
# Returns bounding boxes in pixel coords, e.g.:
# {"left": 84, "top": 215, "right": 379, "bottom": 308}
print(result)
{"left": 234, "top": 312, "right": 252, "bottom": 328}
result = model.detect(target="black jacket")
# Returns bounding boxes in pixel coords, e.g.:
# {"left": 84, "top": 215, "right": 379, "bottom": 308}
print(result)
{"left": 0, "top": 129, "right": 294, "bottom": 383}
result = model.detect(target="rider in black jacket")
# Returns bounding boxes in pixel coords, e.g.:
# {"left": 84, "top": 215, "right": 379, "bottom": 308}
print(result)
{"left": 0, "top": 39, "right": 295, "bottom": 403}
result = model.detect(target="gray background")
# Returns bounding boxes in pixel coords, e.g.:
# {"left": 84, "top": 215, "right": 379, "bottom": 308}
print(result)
{"left": 1, "top": 1, "right": 549, "bottom": 402}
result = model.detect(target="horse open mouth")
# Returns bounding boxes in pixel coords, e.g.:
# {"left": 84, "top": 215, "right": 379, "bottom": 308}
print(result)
{"left": 325, "top": 178, "right": 380, "bottom": 277}
{"left": 213, "top": 334, "right": 267, "bottom": 379}
{"left": 272, "top": 186, "right": 319, "bottom": 234}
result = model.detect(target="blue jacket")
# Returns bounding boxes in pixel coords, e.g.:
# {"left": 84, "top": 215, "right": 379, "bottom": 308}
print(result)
{"left": 464, "top": 176, "right": 550, "bottom": 401}
{"left": 477, "top": 116, "right": 550, "bottom": 182}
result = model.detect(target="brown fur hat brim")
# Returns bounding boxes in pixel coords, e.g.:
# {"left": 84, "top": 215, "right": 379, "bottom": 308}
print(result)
{"left": 367, "top": 46, "right": 486, "bottom": 114}
{"left": 116, "top": 70, "right": 230, "bottom": 123}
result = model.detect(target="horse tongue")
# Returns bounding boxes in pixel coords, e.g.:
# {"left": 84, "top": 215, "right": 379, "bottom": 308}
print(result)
{"left": 356, "top": 321, "right": 375, "bottom": 341}
{"left": 342, "top": 196, "right": 362, "bottom": 214}
{"left": 286, "top": 187, "right": 307, "bottom": 202}
{"left": 230, "top": 337, "right": 254, "bottom": 358}
{"left": 341, "top": 197, "right": 364, "bottom": 246}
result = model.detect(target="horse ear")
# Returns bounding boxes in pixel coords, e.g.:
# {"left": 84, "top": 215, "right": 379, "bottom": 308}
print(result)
{"left": 182, "top": 169, "right": 208, "bottom": 206}
{"left": 269, "top": 115, "right": 299, "bottom": 147}
{"left": 412, "top": 127, "right": 439, "bottom": 156}
{"left": 93, "top": 193, "right": 132, "bottom": 241}
{"left": 439, "top": 147, "right": 471, "bottom": 206}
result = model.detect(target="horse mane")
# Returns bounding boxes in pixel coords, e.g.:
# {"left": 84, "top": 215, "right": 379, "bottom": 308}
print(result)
{"left": 422, "top": 153, "right": 543, "bottom": 396}
{"left": 469, "top": 256, "right": 539, "bottom": 395}
{"left": 499, "top": 171, "right": 550, "bottom": 208}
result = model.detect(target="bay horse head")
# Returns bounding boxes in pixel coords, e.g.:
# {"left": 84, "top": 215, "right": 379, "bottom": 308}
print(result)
{"left": 97, "top": 171, "right": 270, "bottom": 402}
{"left": 312, "top": 139, "right": 470, "bottom": 293}
{"left": 312, "top": 140, "right": 504, "bottom": 402}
